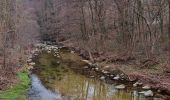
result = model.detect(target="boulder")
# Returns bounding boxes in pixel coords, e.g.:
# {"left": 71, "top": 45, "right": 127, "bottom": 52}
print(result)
{"left": 158, "top": 87, "right": 170, "bottom": 95}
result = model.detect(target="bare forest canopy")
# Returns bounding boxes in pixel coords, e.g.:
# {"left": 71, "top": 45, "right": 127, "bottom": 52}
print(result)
{"left": 0, "top": 0, "right": 170, "bottom": 72}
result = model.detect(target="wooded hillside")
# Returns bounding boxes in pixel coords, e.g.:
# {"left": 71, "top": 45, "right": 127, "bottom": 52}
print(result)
{"left": 0, "top": 0, "right": 39, "bottom": 89}
{"left": 35, "top": 0, "right": 170, "bottom": 65}
{"left": 0, "top": 0, "right": 170, "bottom": 90}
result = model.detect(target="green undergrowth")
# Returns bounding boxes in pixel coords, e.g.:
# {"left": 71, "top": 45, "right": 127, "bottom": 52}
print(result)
{"left": 0, "top": 71, "right": 31, "bottom": 100}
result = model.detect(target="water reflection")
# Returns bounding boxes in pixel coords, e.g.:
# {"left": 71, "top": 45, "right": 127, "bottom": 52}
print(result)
{"left": 28, "top": 74, "right": 63, "bottom": 100}
{"left": 30, "top": 69, "right": 164, "bottom": 100}
{"left": 29, "top": 52, "right": 165, "bottom": 100}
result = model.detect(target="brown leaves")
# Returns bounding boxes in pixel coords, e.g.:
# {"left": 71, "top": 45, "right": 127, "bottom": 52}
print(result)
{"left": 0, "top": 69, "right": 17, "bottom": 90}
{"left": 140, "top": 58, "right": 159, "bottom": 68}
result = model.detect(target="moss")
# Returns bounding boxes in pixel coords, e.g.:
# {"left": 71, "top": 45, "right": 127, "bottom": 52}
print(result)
{"left": 0, "top": 71, "right": 31, "bottom": 100}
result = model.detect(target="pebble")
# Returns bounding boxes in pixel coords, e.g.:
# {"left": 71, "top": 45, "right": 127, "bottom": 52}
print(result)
{"left": 95, "top": 67, "right": 99, "bottom": 71}
{"left": 71, "top": 51, "right": 75, "bottom": 54}
{"left": 113, "top": 75, "right": 120, "bottom": 80}
{"left": 82, "top": 60, "right": 92, "bottom": 65}
{"left": 133, "top": 82, "right": 143, "bottom": 87}
{"left": 139, "top": 90, "right": 153, "bottom": 97}
{"left": 47, "top": 50, "right": 51, "bottom": 53}
{"left": 115, "top": 84, "right": 125, "bottom": 89}
{"left": 110, "top": 74, "right": 114, "bottom": 77}
{"left": 27, "top": 59, "right": 32, "bottom": 63}
{"left": 28, "top": 66, "right": 33, "bottom": 70}
{"left": 83, "top": 66, "right": 89, "bottom": 69}
{"left": 57, "top": 61, "right": 60, "bottom": 64}
{"left": 103, "top": 71, "right": 110, "bottom": 74}
{"left": 100, "top": 76, "right": 105, "bottom": 80}
{"left": 120, "top": 73, "right": 124, "bottom": 76}
{"left": 142, "top": 85, "right": 151, "bottom": 90}
{"left": 28, "top": 55, "right": 33, "bottom": 59}
{"left": 104, "top": 65, "right": 110, "bottom": 69}
{"left": 34, "top": 53, "right": 38, "bottom": 56}
{"left": 29, "top": 62, "right": 36, "bottom": 66}
{"left": 90, "top": 76, "right": 95, "bottom": 78}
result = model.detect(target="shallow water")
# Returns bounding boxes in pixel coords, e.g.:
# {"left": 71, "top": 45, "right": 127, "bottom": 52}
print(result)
{"left": 28, "top": 50, "right": 165, "bottom": 100}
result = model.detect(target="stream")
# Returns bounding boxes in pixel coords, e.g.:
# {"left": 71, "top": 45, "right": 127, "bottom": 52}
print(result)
{"left": 28, "top": 47, "right": 166, "bottom": 100}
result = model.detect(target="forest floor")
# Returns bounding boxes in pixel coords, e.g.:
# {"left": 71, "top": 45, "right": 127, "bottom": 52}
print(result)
{"left": 62, "top": 40, "right": 170, "bottom": 96}
{"left": 102, "top": 62, "right": 170, "bottom": 95}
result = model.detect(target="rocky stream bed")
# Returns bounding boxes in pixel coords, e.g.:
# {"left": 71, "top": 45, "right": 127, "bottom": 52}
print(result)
{"left": 26, "top": 43, "right": 170, "bottom": 100}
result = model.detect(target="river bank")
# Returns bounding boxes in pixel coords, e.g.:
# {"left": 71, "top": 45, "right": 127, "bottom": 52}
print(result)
{"left": 27, "top": 43, "right": 169, "bottom": 99}
{"left": 1, "top": 42, "right": 168, "bottom": 100}
{"left": 0, "top": 71, "right": 31, "bottom": 100}
{"left": 29, "top": 45, "right": 166, "bottom": 100}
{"left": 60, "top": 41, "right": 170, "bottom": 99}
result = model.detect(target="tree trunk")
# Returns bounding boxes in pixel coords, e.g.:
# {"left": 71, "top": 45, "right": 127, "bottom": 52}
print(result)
{"left": 168, "top": 0, "right": 170, "bottom": 64}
